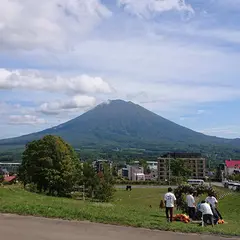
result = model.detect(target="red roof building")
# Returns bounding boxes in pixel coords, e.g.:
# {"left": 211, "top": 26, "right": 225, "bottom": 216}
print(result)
{"left": 225, "top": 160, "right": 240, "bottom": 176}
{"left": 225, "top": 160, "right": 240, "bottom": 168}
{"left": 4, "top": 175, "right": 17, "bottom": 183}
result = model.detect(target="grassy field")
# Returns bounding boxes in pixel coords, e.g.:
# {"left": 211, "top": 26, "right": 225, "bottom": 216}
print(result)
{"left": 0, "top": 185, "right": 239, "bottom": 236}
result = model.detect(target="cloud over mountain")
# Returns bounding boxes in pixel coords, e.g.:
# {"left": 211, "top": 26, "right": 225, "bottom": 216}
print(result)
{"left": 0, "top": 69, "right": 112, "bottom": 94}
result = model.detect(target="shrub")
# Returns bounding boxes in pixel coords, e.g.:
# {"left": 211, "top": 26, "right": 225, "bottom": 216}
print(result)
{"left": 174, "top": 184, "right": 217, "bottom": 212}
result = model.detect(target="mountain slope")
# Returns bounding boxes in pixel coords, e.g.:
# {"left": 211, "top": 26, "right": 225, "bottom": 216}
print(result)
{"left": 0, "top": 100, "right": 238, "bottom": 149}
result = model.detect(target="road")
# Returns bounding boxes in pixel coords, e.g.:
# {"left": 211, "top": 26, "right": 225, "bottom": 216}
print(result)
{"left": 211, "top": 182, "right": 224, "bottom": 187}
{"left": 115, "top": 185, "right": 177, "bottom": 189}
{"left": 116, "top": 182, "right": 224, "bottom": 189}
{"left": 1, "top": 214, "right": 238, "bottom": 240}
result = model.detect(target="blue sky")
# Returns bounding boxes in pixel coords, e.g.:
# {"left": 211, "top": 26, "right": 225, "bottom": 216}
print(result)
{"left": 0, "top": 0, "right": 240, "bottom": 139}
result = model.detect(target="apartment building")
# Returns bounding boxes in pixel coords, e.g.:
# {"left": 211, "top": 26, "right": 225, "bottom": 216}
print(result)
{"left": 127, "top": 165, "right": 145, "bottom": 181}
{"left": 157, "top": 153, "right": 206, "bottom": 181}
{"left": 92, "top": 159, "right": 112, "bottom": 173}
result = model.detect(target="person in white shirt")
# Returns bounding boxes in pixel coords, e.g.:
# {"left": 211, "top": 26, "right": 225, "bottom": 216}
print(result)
{"left": 205, "top": 193, "right": 222, "bottom": 219}
{"left": 186, "top": 191, "right": 196, "bottom": 220}
{"left": 164, "top": 187, "right": 176, "bottom": 222}
{"left": 205, "top": 194, "right": 218, "bottom": 208}
{"left": 200, "top": 200, "right": 214, "bottom": 227}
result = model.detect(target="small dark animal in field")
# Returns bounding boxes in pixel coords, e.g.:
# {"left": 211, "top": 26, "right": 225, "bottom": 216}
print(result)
{"left": 126, "top": 185, "right": 132, "bottom": 191}
{"left": 149, "top": 205, "right": 152, "bottom": 208}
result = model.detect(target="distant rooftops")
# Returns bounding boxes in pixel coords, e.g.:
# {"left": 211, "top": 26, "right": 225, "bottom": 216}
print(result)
{"left": 0, "top": 162, "right": 21, "bottom": 165}
{"left": 225, "top": 160, "right": 240, "bottom": 168}
{"left": 4, "top": 175, "right": 17, "bottom": 183}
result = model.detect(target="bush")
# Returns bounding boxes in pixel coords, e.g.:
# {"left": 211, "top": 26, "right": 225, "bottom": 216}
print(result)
{"left": 174, "top": 184, "right": 217, "bottom": 212}
{"left": 26, "top": 183, "right": 38, "bottom": 193}
{"left": 0, "top": 175, "right": 4, "bottom": 184}
{"left": 229, "top": 174, "right": 240, "bottom": 181}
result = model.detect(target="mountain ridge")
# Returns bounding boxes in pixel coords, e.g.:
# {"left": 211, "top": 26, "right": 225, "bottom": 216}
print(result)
{"left": 0, "top": 100, "right": 239, "bottom": 151}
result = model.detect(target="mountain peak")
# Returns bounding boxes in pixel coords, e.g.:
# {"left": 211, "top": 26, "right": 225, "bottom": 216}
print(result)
{"left": 0, "top": 99, "right": 237, "bottom": 151}
{"left": 93, "top": 99, "right": 135, "bottom": 111}
{"left": 99, "top": 99, "right": 132, "bottom": 106}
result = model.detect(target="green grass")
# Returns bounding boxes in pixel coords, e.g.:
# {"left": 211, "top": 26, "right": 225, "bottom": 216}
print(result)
{"left": 0, "top": 185, "right": 239, "bottom": 236}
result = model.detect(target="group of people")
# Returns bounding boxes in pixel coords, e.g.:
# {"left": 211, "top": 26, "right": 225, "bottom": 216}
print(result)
{"left": 163, "top": 187, "right": 222, "bottom": 226}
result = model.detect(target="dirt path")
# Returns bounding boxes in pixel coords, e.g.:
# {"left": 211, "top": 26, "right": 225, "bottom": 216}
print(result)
{"left": 0, "top": 214, "right": 238, "bottom": 240}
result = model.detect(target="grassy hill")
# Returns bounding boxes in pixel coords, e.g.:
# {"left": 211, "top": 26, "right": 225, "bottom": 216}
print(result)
{"left": 0, "top": 186, "right": 239, "bottom": 236}
{"left": 0, "top": 100, "right": 240, "bottom": 160}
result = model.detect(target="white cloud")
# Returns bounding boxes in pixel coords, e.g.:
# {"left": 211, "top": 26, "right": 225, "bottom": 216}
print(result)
{"left": 112, "top": 79, "right": 240, "bottom": 108}
{"left": 0, "top": 101, "right": 36, "bottom": 117}
{"left": 197, "top": 110, "right": 205, "bottom": 115}
{"left": 118, "top": 0, "right": 194, "bottom": 19}
{"left": 0, "top": 0, "right": 111, "bottom": 51}
{"left": 39, "top": 95, "right": 96, "bottom": 114}
{"left": 9, "top": 115, "right": 46, "bottom": 125}
{"left": 0, "top": 69, "right": 112, "bottom": 94}
{"left": 199, "top": 126, "right": 240, "bottom": 138}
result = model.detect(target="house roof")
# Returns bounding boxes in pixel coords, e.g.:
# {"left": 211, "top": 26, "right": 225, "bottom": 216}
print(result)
{"left": 225, "top": 160, "right": 240, "bottom": 168}
{"left": 4, "top": 176, "right": 17, "bottom": 182}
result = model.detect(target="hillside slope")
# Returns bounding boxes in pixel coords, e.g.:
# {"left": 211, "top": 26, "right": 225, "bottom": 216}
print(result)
{"left": 0, "top": 100, "right": 238, "bottom": 150}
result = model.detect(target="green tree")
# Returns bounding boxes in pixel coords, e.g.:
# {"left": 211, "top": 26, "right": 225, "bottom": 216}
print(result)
{"left": 170, "top": 158, "right": 191, "bottom": 178}
{"left": 78, "top": 163, "right": 115, "bottom": 202}
{"left": 215, "top": 166, "right": 222, "bottom": 181}
{"left": 19, "top": 135, "right": 80, "bottom": 196}
{"left": 112, "top": 163, "right": 118, "bottom": 177}
{"left": 95, "top": 164, "right": 115, "bottom": 202}
{"left": 80, "top": 162, "right": 100, "bottom": 198}
{"left": 139, "top": 159, "right": 150, "bottom": 174}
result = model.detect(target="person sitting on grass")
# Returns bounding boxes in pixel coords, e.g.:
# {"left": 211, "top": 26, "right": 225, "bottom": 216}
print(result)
{"left": 200, "top": 200, "right": 214, "bottom": 227}
{"left": 164, "top": 187, "right": 176, "bottom": 223}
{"left": 205, "top": 192, "right": 222, "bottom": 220}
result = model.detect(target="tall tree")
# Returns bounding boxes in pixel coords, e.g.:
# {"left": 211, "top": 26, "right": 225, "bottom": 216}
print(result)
{"left": 139, "top": 159, "right": 150, "bottom": 174}
{"left": 95, "top": 164, "right": 115, "bottom": 202}
{"left": 170, "top": 158, "right": 191, "bottom": 178}
{"left": 80, "top": 162, "right": 100, "bottom": 198}
{"left": 19, "top": 135, "right": 80, "bottom": 196}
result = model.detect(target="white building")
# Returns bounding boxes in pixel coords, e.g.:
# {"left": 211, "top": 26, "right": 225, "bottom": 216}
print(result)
{"left": 0, "top": 162, "right": 20, "bottom": 173}
{"left": 146, "top": 161, "right": 158, "bottom": 170}
{"left": 127, "top": 165, "right": 144, "bottom": 181}
{"left": 133, "top": 173, "right": 145, "bottom": 181}
{"left": 225, "top": 160, "right": 240, "bottom": 176}
{"left": 145, "top": 169, "right": 158, "bottom": 181}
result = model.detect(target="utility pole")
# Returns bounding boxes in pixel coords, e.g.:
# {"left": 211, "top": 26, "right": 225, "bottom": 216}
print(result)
{"left": 82, "top": 185, "right": 85, "bottom": 201}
